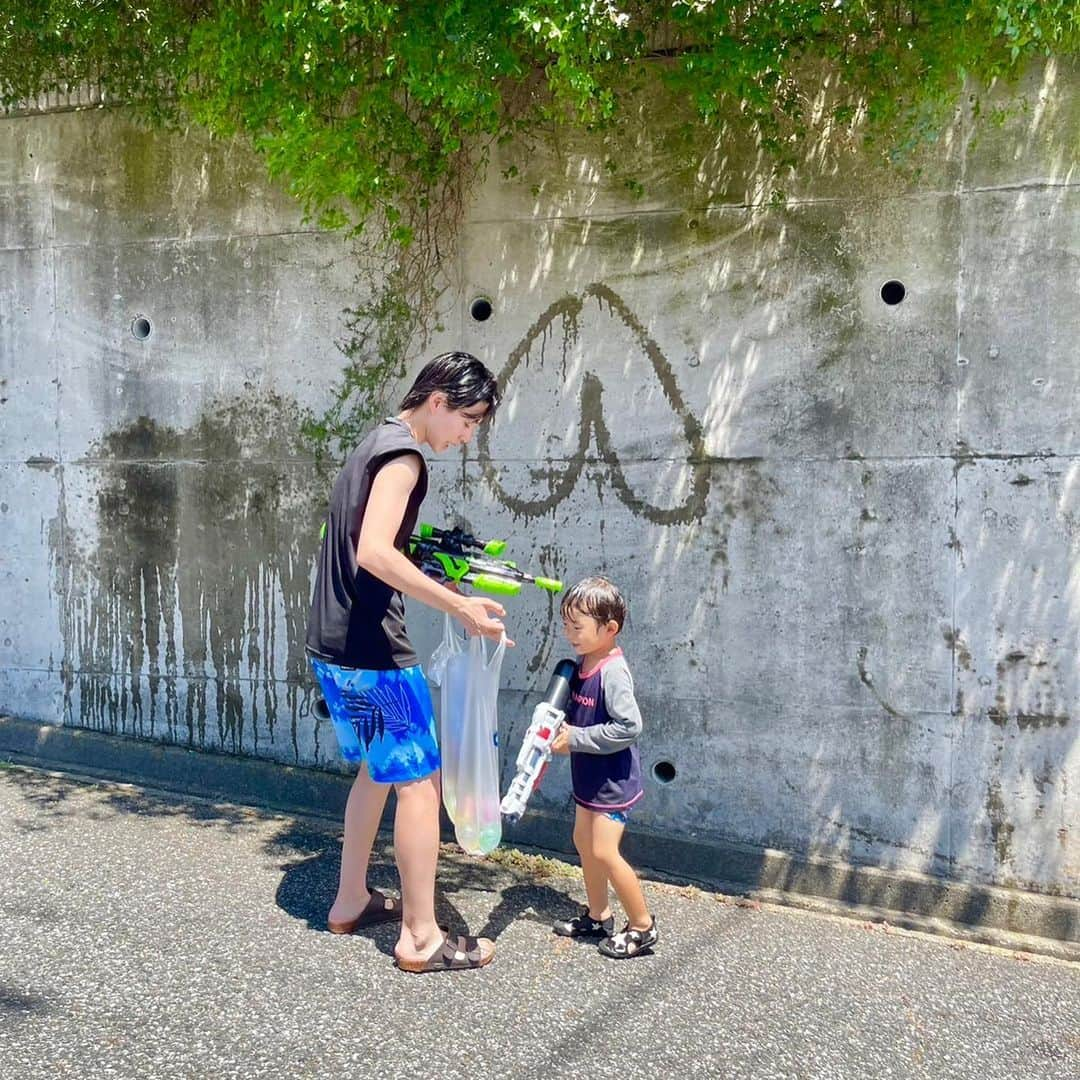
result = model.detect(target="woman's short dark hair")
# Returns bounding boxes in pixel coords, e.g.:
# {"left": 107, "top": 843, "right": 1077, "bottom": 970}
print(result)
{"left": 400, "top": 351, "right": 500, "bottom": 417}
{"left": 560, "top": 577, "right": 627, "bottom": 631}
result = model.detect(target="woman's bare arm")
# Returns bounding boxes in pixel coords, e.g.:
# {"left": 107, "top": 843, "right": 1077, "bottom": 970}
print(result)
{"left": 356, "top": 455, "right": 512, "bottom": 643}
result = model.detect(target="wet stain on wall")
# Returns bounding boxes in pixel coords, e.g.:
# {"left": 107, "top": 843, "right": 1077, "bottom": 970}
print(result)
{"left": 49, "top": 395, "right": 327, "bottom": 760}
{"left": 524, "top": 541, "right": 568, "bottom": 677}
{"left": 942, "top": 626, "right": 973, "bottom": 672}
{"left": 855, "top": 646, "right": 909, "bottom": 720}
{"left": 987, "top": 647, "right": 1068, "bottom": 731}
{"left": 985, "top": 780, "right": 1015, "bottom": 866}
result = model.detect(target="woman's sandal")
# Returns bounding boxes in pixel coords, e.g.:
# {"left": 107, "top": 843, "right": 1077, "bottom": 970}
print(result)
{"left": 597, "top": 918, "right": 659, "bottom": 959}
{"left": 394, "top": 933, "right": 495, "bottom": 974}
{"left": 327, "top": 889, "right": 402, "bottom": 934}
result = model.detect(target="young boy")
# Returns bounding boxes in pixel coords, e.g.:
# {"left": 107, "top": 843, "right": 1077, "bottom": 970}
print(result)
{"left": 550, "top": 577, "right": 658, "bottom": 959}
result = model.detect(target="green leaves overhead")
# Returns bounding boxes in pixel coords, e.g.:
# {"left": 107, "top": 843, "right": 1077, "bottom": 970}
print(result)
{"left": 3, "top": 2, "right": 1078, "bottom": 233}
{"left": 6, "top": 3, "right": 1078, "bottom": 460}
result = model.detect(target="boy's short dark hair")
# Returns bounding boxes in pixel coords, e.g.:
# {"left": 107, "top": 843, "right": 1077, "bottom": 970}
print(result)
{"left": 560, "top": 577, "right": 627, "bottom": 631}
{"left": 399, "top": 351, "right": 500, "bottom": 417}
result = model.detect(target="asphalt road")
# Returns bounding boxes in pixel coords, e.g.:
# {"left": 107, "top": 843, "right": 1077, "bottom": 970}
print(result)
{"left": 1, "top": 764, "right": 1077, "bottom": 1080}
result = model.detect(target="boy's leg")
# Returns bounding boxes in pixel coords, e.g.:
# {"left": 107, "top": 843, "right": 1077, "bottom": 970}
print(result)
{"left": 329, "top": 763, "right": 391, "bottom": 925}
{"left": 591, "top": 812, "right": 652, "bottom": 931}
{"left": 575, "top": 806, "right": 613, "bottom": 920}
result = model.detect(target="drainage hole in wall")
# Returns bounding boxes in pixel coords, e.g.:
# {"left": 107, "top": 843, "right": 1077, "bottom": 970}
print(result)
{"left": 313, "top": 699, "right": 331, "bottom": 721}
{"left": 652, "top": 760, "right": 677, "bottom": 784}
{"left": 470, "top": 296, "right": 493, "bottom": 322}
{"left": 880, "top": 280, "right": 906, "bottom": 306}
{"left": 131, "top": 316, "right": 152, "bottom": 340}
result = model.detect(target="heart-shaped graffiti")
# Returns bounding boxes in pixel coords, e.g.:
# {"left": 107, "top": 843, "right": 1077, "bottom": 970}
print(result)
{"left": 477, "top": 284, "right": 710, "bottom": 524}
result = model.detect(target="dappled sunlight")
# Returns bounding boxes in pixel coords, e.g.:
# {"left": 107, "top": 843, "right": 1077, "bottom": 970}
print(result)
{"left": 959, "top": 166, "right": 1075, "bottom": 885}
{"left": 1066, "top": 468, "right": 1080, "bottom": 622}
{"left": 457, "top": 75, "right": 1080, "bottom": 898}
{"left": 1, "top": 763, "right": 273, "bottom": 838}
{"left": 965, "top": 56, "right": 1080, "bottom": 189}
{"left": 5, "top": 48, "right": 1079, "bottom": 922}
{"left": 1027, "top": 58, "right": 1056, "bottom": 140}
{"left": 948, "top": 447, "right": 1080, "bottom": 890}
{"left": 64, "top": 65, "right": 1076, "bottom": 902}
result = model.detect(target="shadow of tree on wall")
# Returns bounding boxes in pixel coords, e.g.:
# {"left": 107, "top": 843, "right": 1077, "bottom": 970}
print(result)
{"left": 455, "top": 119, "right": 1079, "bottom": 906}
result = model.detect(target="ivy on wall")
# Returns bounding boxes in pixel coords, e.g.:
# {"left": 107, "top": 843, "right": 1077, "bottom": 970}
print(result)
{"left": 4, "top": 2, "right": 1078, "bottom": 454}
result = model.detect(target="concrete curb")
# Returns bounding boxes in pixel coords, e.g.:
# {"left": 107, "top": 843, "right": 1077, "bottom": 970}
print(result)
{"left": 2, "top": 715, "right": 1077, "bottom": 960}
{"left": 0, "top": 714, "right": 357, "bottom": 821}
{"left": 505, "top": 809, "right": 1079, "bottom": 957}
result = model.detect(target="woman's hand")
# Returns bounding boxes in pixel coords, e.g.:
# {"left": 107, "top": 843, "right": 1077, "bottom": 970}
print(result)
{"left": 452, "top": 595, "right": 515, "bottom": 646}
{"left": 551, "top": 727, "right": 571, "bottom": 755}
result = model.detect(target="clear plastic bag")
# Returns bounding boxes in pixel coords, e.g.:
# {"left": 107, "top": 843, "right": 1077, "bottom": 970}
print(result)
{"left": 430, "top": 614, "right": 505, "bottom": 855}
{"left": 429, "top": 615, "right": 464, "bottom": 819}
{"left": 427, "top": 614, "right": 457, "bottom": 689}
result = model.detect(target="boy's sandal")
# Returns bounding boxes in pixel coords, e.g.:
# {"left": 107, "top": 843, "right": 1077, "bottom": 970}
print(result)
{"left": 597, "top": 920, "right": 658, "bottom": 959}
{"left": 394, "top": 934, "right": 494, "bottom": 974}
{"left": 553, "top": 908, "right": 614, "bottom": 938}
{"left": 327, "top": 889, "right": 401, "bottom": 934}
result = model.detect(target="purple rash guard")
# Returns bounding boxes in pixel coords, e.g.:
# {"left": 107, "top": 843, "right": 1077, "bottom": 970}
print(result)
{"left": 567, "top": 648, "right": 644, "bottom": 812}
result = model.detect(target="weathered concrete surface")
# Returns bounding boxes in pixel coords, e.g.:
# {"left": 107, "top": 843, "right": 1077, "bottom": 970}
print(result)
{"left": 2, "top": 61, "right": 1079, "bottom": 930}
{"left": 469, "top": 65, "right": 964, "bottom": 218}
{"left": 2, "top": 766, "right": 1079, "bottom": 1080}
{"left": 1, "top": 109, "right": 355, "bottom": 773}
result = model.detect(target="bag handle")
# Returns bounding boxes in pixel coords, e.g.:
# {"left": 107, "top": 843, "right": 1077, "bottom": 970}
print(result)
{"left": 427, "top": 612, "right": 464, "bottom": 687}
{"left": 483, "top": 631, "right": 507, "bottom": 673}
{"left": 461, "top": 626, "right": 506, "bottom": 673}
{"left": 444, "top": 612, "right": 464, "bottom": 653}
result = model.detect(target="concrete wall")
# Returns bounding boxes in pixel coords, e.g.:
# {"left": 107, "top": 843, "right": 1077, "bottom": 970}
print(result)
{"left": 2, "top": 62, "right": 1078, "bottom": 902}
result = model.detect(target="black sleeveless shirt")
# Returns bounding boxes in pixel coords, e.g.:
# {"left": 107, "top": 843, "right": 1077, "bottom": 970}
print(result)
{"left": 305, "top": 418, "right": 428, "bottom": 669}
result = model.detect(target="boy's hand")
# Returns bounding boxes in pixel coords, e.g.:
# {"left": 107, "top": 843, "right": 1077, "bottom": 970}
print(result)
{"left": 551, "top": 727, "right": 571, "bottom": 755}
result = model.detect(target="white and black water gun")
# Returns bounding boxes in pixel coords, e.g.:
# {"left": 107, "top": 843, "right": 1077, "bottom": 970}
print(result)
{"left": 500, "top": 659, "right": 577, "bottom": 824}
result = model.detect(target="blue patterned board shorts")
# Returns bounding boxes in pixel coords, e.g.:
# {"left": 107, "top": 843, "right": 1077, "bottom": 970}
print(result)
{"left": 310, "top": 659, "right": 440, "bottom": 784}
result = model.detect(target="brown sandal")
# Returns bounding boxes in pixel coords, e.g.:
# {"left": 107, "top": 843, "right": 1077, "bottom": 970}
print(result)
{"left": 327, "top": 889, "right": 401, "bottom": 934}
{"left": 394, "top": 933, "right": 495, "bottom": 974}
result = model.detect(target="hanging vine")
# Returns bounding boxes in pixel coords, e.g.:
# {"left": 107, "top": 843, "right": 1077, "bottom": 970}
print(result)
{"left": 3, "top": 2, "right": 1078, "bottom": 454}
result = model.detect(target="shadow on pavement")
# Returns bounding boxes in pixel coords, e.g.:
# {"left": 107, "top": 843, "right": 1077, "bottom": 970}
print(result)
{"left": 0, "top": 984, "right": 51, "bottom": 1019}
{"left": 270, "top": 823, "right": 585, "bottom": 957}
{"left": 1, "top": 764, "right": 267, "bottom": 836}
{"left": 2, "top": 766, "right": 593, "bottom": 957}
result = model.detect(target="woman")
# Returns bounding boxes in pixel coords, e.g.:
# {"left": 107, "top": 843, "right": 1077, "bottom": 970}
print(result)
{"left": 306, "top": 351, "right": 509, "bottom": 972}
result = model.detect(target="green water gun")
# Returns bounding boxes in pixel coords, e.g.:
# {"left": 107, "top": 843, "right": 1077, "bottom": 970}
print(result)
{"left": 408, "top": 523, "right": 562, "bottom": 597}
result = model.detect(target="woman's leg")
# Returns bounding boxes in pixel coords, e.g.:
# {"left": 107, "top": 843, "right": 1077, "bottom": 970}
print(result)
{"left": 391, "top": 771, "right": 442, "bottom": 960}
{"left": 590, "top": 813, "right": 652, "bottom": 930}
{"left": 329, "top": 763, "right": 391, "bottom": 924}
{"left": 391, "top": 771, "right": 494, "bottom": 964}
{"left": 575, "top": 806, "right": 612, "bottom": 920}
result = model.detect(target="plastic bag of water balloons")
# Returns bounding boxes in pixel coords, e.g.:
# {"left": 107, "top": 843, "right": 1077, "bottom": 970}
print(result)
{"left": 428, "top": 614, "right": 505, "bottom": 855}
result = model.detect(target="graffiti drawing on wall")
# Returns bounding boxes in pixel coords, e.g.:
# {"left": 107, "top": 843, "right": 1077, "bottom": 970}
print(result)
{"left": 477, "top": 284, "right": 710, "bottom": 525}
